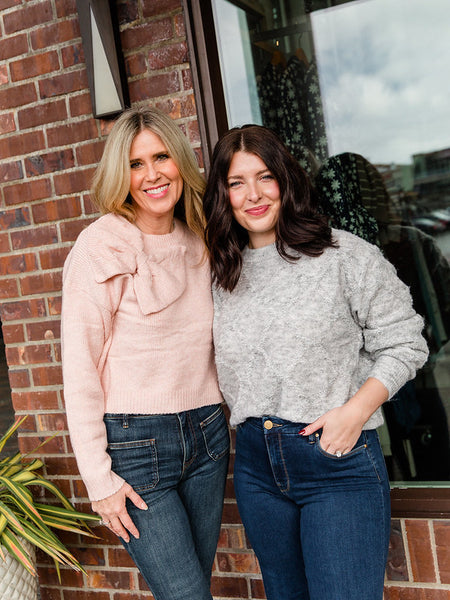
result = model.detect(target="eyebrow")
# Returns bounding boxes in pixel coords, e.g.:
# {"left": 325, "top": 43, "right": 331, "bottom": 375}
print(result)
{"left": 227, "top": 169, "right": 271, "bottom": 180}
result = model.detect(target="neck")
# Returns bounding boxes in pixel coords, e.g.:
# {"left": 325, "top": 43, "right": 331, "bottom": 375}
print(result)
{"left": 248, "top": 231, "right": 276, "bottom": 249}
{"left": 135, "top": 212, "right": 175, "bottom": 235}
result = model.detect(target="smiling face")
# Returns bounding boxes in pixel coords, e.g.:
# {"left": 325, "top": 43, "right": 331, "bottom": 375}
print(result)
{"left": 129, "top": 129, "right": 184, "bottom": 234}
{"left": 227, "top": 151, "right": 281, "bottom": 248}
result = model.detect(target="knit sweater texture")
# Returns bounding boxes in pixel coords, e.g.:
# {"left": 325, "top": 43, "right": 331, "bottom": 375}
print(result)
{"left": 213, "top": 229, "right": 428, "bottom": 428}
{"left": 62, "top": 214, "right": 222, "bottom": 501}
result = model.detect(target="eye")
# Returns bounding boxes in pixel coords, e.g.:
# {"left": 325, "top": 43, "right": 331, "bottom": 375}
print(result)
{"left": 260, "top": 173, "right": 274, "bottom": 181}
{"left": 228, "top": 180, "right": 242, "bottom": 188}
{"left": 130, "top": 160, "right": 142, "bottom": 169}
{"left": 156, "top": 153, "right": 170, "bottom": 161}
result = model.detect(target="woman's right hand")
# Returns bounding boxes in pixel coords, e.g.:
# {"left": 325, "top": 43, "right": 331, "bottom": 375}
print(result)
{"left": 92, "top": 482, "right": 148, "bottom": 543}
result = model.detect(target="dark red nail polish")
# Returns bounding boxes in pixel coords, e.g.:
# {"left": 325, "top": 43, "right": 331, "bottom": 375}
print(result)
{"left": 298, "top": 429, "right": 306, "bottom": 435}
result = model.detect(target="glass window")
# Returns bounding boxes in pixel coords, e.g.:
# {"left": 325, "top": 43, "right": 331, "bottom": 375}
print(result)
{"left": 211, "top": 0, "right": 450, "bottom": 488}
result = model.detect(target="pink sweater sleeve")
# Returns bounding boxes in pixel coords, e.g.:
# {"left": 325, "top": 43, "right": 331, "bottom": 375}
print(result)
{"left": 62, "top": 241, "right": 125, "bottom": 501}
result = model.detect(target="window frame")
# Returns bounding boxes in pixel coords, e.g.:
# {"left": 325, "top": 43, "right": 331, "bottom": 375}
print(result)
{"left": 183, "top": 0, "right": 450, "bottom": 518}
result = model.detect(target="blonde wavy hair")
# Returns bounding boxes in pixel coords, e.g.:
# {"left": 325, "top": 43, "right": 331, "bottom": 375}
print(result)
{"left": 92, "top": 107, "right": 206, "bottom": 240}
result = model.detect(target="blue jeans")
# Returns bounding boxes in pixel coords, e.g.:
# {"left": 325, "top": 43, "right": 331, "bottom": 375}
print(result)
{"left": 234, "top": 417, "right": 390, "bottom": 600}
{"left": 104, "top": 404, "right": 230, "bottom": 600}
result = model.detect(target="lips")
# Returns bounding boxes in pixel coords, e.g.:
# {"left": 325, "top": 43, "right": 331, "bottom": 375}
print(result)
{"left": 245, "top": 205, "right": 269, "bottom": 216}
{"left": 144, "top": 184, "right": 169, "bottom": 197}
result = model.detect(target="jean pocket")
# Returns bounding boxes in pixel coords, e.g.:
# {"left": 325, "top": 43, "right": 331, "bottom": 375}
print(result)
{"left": 107, "top": 438, "right": 159, "bottom": 492}
{"left": 316, "top": 433, "right": 367, "bottom": 460}
{"left": 200, "top": 405, "right": 230, "bottom": 461}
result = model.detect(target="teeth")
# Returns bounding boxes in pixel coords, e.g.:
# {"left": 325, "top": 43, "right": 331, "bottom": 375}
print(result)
{"left": 144, "top": 184, "right": 169, "bottom": 195}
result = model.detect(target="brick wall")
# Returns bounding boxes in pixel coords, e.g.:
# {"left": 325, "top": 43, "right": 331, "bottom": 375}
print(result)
{"left": 0, "top": 1, "right": 449, "bottom": 599}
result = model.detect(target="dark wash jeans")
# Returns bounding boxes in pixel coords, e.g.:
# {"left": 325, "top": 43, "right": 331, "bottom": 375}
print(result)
{"left": 234, "top": 417, "right": 391, "bottom": 600}
{"left": 104, "top": 404, "right": 230, "bottom": 600}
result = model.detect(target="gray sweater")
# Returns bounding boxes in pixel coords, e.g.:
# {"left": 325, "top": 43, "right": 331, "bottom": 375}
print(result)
{"left": 213, "top": 229, "right": 428, "bottom": 428}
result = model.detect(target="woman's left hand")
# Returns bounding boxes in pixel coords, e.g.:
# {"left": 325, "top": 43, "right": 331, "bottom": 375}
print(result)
{"left": 299, "top": 377, "right": 390, "bottom": 456}
{"left": 300, "top": 402, "right": 366, "bottom": 456}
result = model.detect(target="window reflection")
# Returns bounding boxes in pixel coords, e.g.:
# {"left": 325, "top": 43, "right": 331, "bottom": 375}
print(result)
{"left": 212, "top": 0, "right": 450, "bottom": 485}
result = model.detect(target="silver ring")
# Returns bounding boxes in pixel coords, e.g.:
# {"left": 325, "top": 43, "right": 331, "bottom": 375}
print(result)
{"left": 335, "top": 451, "right": 342, "bottom": 458}
{"left": 99, "top": 519, "right": 111, "bottom": 526}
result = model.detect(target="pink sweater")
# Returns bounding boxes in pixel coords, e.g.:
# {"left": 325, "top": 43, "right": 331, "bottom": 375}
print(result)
{"left": 62, "top": 214, "right": 222, "bottom": 501}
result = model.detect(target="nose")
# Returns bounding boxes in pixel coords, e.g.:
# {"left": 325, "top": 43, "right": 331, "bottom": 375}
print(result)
{"left": 144, "top": 162, "right": 159, "bottom": 181}
{"left": 247, "top": 182, "right": 261, "bottom": 203}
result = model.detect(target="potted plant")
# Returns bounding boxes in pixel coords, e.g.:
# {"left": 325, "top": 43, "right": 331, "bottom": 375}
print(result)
{"left": 0, "top": 416, "right": 100, "bottom": 596}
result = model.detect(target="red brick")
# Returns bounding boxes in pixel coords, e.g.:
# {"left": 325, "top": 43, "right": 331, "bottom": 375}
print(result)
{"left": 10, "top": 343, "right": 53, "bottom": 365}
{"left": 117, "top": 0, "right": 139, "bottom": 25}
{"left": 26, "top": 320, "right": 61, "bottom": 341}
{"left": 39, "top": 69, "right": 88, "bottom": 99}
{"left": 125, "top": 53, "right": 147, "bottom": 78}
{"left": 174, "top": 11, "right": 185, "bottom": 37}
{"left": 37, "top": 586, "right": 62, "bottom": 600}
{"left": 8, "top": 368, "right": 30, "bottom": 388}
{"left": 30, "top": 18, "right": 80, "bottom": 50}
{"left": 60, "top": 218, "right": 96, "bottom": 242}
{"left": 20, "top": 271, "right": 62, "bottom": 296}
{"left": 250, "top": 578, "right": 266, "bottom": 599}
{"left": 210, "top": 575, "right": 249, "bottom": 598}
{"left": 69, "top": 546, "right": 106, "bottom": 567}
{"left": 39, "top": 246, "right": 71, "bottom": 270}
{"left": 54, "top": 168, "right": 96, "bottom": 196}
{"left": 1, "top": 323, "right": 25, "bottom": 344}
{"left": 0, "top": 82, "right": 38, "bottom": 110}
{"left": 69, "top": 92, "right": 93, "bottom": 117}
{"left": 384, "top": 587, "right": 450, "bottom": 599}
{"left": 42, "top": 456, "right": 78, "bottom": 477}
{"left": 75, "top": 140, "right": 105, "bottom": 166}
{"left": 0, "top": 64, "right": 8, "bottom": 85}
{"left": 11, "top": 389, "right": 59, "bottom": 411}
{"left": 55, "top": 0, "right": 77, "bottom": 19}
{"left": 0, "top": 112, "right": 16, "bottom": 134}
{"left": 48, "top": 297, "right": 62, "bottom": 318}
{"left": 187, "top": 119, "right": 201, "bottom": 145}
{"left": 38, "top": 565, "right": 83, "bottom": 588}
{"left": 0, "top": 233, "right": 10, "bottom": 253}
{"left": 11, "top": 225, "right": 58, "bottom": 250}
{"left": 18, "top": 100, "right": 68, "bottom": 130}
{"left": 218, "top": 526, "right": 247, "bottom": 550}
{"left": 3, "top": 1, "right": 53, "bottom": 34}
{"left": 0, "top": 207, "right": 31, "bottom": 229}
{"left": 32, "top": 197, "right": 81, "bottom": 223}
{"left": 32, "top": 365, "right": 63, "bottom": 387}
{"left": 0, "top": 33, "right": 27, "bottom": 61}
{"left": 405, "top": 520, "right": 436, "bottom": 583}
{"left": 19, "top": 433, "right": 65, "bottom": 455}
{"left": 61, "top": 42, "right": 85, "bottom": 69}
{"left": 0, "top": 160, "right": 23, "bottom": 183}
{"left": 62, "top": 592, "right": 110, "bottom": 600}
{"left": 156, "top": 94, "right": 196, "bottom": 119}
{"left": 86, "top": 570, "right": 136, "bottom": 590}
{"left": 433, "top": 521, "right": 450, "bottom": 584}
{"left": 4, "top": 178, "right": 52, "bottom": 205}
{"left": 148, "top": 42, "right": 188, "bottom": 69}
{"left": 10, "top": 51, "right": 60, "bottom": 82}
{"left": 47, "top": 120, "right": 99, "bottom": 148}
{"left": 130, "top": 71, "right": 180, "bottom": 102}
{"left": 182, "top": 68, "right": 192, "bottom": 90}
{"left": 142, "top": 0, "right": 181, "bottom": 17}
{"left": 221, "top": 502, "right": 241, "bottom": 524}
{"left": 36, "top": 413, "right": 66, "bottom": 434}
{"left": 113, "top": 593, "right": 155, "bottom": 600}
{"left": 108, "top": 547, "right": 137, "bottom": 569}
{"left": 121, "top": 20, "right": 173, "bottom": 50}
{"left": 0, "top": 297, "right": 45, "bottom": 321}
{"left": 0, "top": 130, "right": 46, "bottom": 158}
{"left": 0, "top": 277, "right": 19, "bottom": 299}
{"left": 83, "top": 194, "right": 99, "bottom": 215}
{"left": 0, "top": 1, "right": 21, "bottom": 14}
{"left": 217, "top": 551, "right": 259, "bottom": 573}
{"left": 25, "top": 149, "right": 75, "bottom": 177}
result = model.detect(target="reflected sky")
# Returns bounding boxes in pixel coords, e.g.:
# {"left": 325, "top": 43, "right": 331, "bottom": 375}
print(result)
{"left": 311, "top": 0, "right": 450, "bottom": 164}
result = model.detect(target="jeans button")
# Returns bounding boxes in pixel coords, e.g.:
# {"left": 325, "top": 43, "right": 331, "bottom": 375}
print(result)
{"left": 264, "top": 420, "right": 273, "bottom": 430}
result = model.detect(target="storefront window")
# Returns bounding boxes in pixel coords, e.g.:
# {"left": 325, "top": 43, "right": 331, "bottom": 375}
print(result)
{"left": 0, "top": 325, "right": 18, "bottom": 455}
{"left": 209, "top": 0, "right": 450, "bottom": 488}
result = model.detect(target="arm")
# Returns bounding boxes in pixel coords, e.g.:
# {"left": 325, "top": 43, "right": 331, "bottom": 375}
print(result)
{"left": 62, "top": 247, "right": 147, "bottom": 541}
{"left": 302, "top": 239, "right": 428, "bottom": 454}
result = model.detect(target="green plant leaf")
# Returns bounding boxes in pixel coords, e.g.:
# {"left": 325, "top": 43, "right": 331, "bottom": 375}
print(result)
{"left": 0, "top": 417, "right": 28, "bottom": 454}
{"left": 0, "top": 528, "right": 36, "bottom": 576}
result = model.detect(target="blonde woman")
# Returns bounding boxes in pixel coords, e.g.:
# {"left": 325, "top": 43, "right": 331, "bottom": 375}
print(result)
{"left": 62, "top": 107, "right": 229, "bottom": 600}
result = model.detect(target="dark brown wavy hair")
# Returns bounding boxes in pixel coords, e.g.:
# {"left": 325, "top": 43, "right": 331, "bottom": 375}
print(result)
{"left": 203, "top": 124, "right": 336, "bottom": 291}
